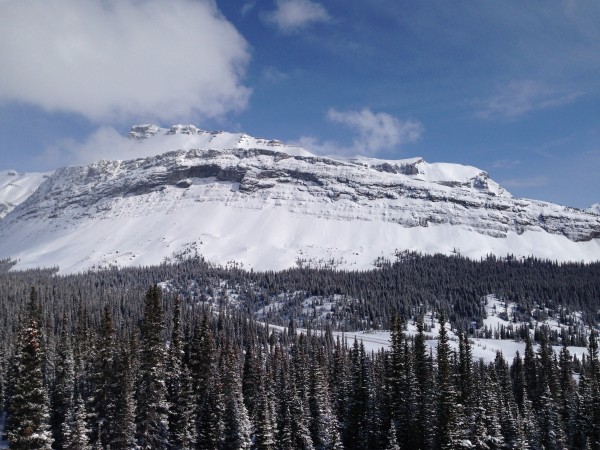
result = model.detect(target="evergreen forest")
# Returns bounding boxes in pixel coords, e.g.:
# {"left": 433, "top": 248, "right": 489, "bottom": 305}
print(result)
{"left": 1, "top": 254, "right": 599, "bottom": 449}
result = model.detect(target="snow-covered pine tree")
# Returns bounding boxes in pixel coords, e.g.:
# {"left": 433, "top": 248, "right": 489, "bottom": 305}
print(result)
{"left": 345, "top": 339, "right": 370, "bottom": 450}
{"left": 583, "top": 330, "right": 600, "bottom": 449}
{"left": 136, "top": 285, "right": 170, "bottom": 449}
{"left": 308, "top": 344, "right": 341, "bottom": 450}
{"left": 167, "top": 296, "right": 196, "bottom": 449}
{"left": 435, "top": 310, "right": 460, "bottom": 450}
{"left": 273, "top": 345, "right": 294, "bottom": 450}
{"left": 6, "top": 288, "right": 53, "bottom": 449}
{"left": 63, "top": 389, "right": 91, "bottom": 450}
{"left": 510, "top": 351, "right": 526, "bottom": 411}
{"left": 50, "top": 314, "right": 75, "bottom": 449}
{"left": 329, "top": 337, "right": 349, "bottom": 441}
{"left": 111, "top": 341, "right": 137, "bottom": 449}
{"left": 253, "top": 358, "right": 276, "bottom": 450}
{"left": 523, "top": 333, "right": 538, "bottom": 404}
{"left": 410, "top": 317, "right": 431, "bottom": 450}
{"left": 537, "top": 384, "right": 567, "bottom": 450}
{"left": 221, "top": 343, "right": 253, "bottom": 450}
{"left": 196, "top": 370, "right": 225, "bottom": 450}
{"left": 243, "top": 340, "right": 262, "bottom": 422}
{"left": 89, "top": 305, "right": 116, "bottom": 447}
{"left": 385, "top": 421, "right": 400, "bottom": 450}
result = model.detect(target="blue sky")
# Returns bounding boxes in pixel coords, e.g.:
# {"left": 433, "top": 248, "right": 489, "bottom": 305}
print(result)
{"left": 0, "top": 0, "right": 599, "bottom": 208}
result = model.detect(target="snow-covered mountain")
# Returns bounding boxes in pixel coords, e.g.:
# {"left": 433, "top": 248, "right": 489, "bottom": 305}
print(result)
{"left": 0, "top": 170, "right": 52, "bottom": 219}
{"left": 0, "top": 125, "right": 599, "bottom": 273}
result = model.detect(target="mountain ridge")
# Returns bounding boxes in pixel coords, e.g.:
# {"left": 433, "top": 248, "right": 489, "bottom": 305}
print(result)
{"left": 0, "top": 125, "right": 599, "bottom": 273}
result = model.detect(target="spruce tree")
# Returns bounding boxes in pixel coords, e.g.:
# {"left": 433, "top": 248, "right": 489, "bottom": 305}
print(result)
{"left": 385, "top": 422, "right": 400, "bottom": 450}
{"left": 63, "top": 390, "right": 91, "bottom": 450}
{"left": 50, "top": 314, "right": 75, "bottom": 449}
{"left": 221, "top": 344, "right": 253, "bottom": 450}
{"left": 195, "top": 369, "right": 225, "bottom": 450}
{"left": 111, "top": 341, "right": 137, "bottom": 450}
{"left": 6, "top": 288, "right": 54, "bottom": 449}
{"left": 167, "top": 296, "right": 196, "bottom": 449}
{"left": 254, "top": 361, "right": 276, "bottom": 450}
{"left": 136, "top": 285, "right": 169, "bottom": 449}
{"left": 308, "top": 345, "right": 340, "bottom": 450}
{"left": 435, "top": 310, "right": 459, "bottom": 450}
{"left": 89, "top": 305, "right": 116, "bottom": 447}
{"left": 411, "top": 318, "right": 431, "bottom": 450}
{"left": 345, "top": 339, "right": 370, "bottom": 450}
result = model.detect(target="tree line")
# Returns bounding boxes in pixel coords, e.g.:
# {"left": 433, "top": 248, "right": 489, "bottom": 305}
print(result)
{"left": 1, "top": 252, "right": 599, "bottom": 348}
{"left": 2, "top": 283, "right": 600, "bottom": 449}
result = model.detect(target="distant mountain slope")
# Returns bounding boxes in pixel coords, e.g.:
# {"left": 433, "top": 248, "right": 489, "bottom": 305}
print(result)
{"left": 0, "top": 125, "right": 598, "bottom": 273}
{"left": 0, "top": 170, "right": 51, "bottom": 219}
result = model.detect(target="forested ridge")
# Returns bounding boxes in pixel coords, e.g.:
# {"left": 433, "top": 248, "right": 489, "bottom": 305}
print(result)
{"left": 1, "top": 255, "right": 600, "bottom": 449}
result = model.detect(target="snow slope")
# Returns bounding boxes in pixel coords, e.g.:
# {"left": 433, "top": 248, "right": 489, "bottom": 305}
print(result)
{"left": 0, "top": 170, "right": 51, "bottom": 219}
{"left": 0, "top": 125, "right": 599, "bottom": 273}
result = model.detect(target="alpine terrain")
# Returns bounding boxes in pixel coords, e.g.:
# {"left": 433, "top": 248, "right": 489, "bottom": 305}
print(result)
{"left": 0, "top": 124, "right": 599, "bottom": 273}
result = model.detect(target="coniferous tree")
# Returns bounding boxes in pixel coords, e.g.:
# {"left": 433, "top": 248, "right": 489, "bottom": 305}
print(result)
{"left": 411, "top": 318, "right": 431, "bottom": 450}
{"left": 523, "top": 333, "right": 538, "bottom": 404}
{"left": 89, "top": 305, "right": 116, "bottom": 448}
{"left": 221, "top": 344, "right": 253, "bottom": 450}
{"left": 557, "top": 345, "right": 576, "bottom": 430}
{"left": 254, "top": 360, "right": 276, "bottom": 450}
{"left": 167, "top": 296, "right": 196, "bottom": 449}
{"left": 273, "top": 345, "right": 294, "bottom": 450}
{"left": 583, "top": 330, "right": 600, "bottom": 449}
{"left": 136, "top": 285, "right": 169, "bottom": 449}
{"left": 510, "top": 351, "right": 526, "bottom": 411}
{"left": 345, "top": 339, "right": 370, "bottom": 450}
{"left": 388, "top": 313, "right": 403, "bottom": 420}
{"left": 385, "top": 422, "right": 400, "bottom": 450}
{"left": 308, "top": 345, "right": 341, "bottom": 450}
{"left": 111, "top": 341, "right": 137, "bottom": 450}
{"left": 63, "top": 390, "right": 91, "bottom": 450}
{"left": 242, "top": 341, "right": 261, "bottom": 422}
{"left": 50, "top": 315, "right": 75, "bottom": 449}
{"left": 537, "top": 384, "right": 566, "bottom": 450}
{"left": 435, "top": 311, "right": 460, "bottom": 450}
{"left": 190, "top": 311, "right": 217, "bottom": 400}
{"left": 521, "top": 391, "right": 541, "bottom": 449}
{"left": 329, "top": 337, "right": 349, "bottom": 440}
{"left": 457, "top": 332, "right": 473, "bottom": 408}
{"left": 196, "top": 369, "right": 225, "bottom": 450}
{"left": 477, "top": 366, "right": 504, "bottom": 449}
{"left": 6, "top": 288, "right": 53, "bottom": 449}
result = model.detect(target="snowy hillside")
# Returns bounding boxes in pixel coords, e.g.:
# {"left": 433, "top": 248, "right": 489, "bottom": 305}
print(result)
{"left": 0, "top": 170, "right": 51, "bottom": 219}
{"left": 0, "top": 125, "right": 599, "bottom": 273}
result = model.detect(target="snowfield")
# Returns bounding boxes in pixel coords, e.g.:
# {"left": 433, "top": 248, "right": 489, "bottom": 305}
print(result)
{"left": 0, "top": 170, "right": 51, "bottom": 219}
{"left": 278, "top": 297, "right": 591, "bottom": 365}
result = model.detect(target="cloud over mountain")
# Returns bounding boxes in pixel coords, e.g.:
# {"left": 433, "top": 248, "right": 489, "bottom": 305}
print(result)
{"left": 0, "top": 0, "right": 251, "bottom": 123}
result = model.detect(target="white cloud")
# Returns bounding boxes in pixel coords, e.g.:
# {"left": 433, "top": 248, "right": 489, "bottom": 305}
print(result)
{"left": 294, "top": 135, "right": 340, "bottom": 155}
{"left": 265, "top": 0, "right": 330, "bottom": 33}
{"left": 326, "top": 108, "right": 423, "bottom": 155}
{"left": 40, "top": 127, "right": 172, "bottom": 168}
{"left": 0, "top": 0, "right": 251, "bottom": 123}
{"left": 477, "top": 80, "right": 581, "bottom": 120}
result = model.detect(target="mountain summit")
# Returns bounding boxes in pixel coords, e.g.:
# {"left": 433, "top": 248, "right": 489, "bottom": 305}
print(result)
{"left": 0, "top": 125, "right": 598, "bottom": 273}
